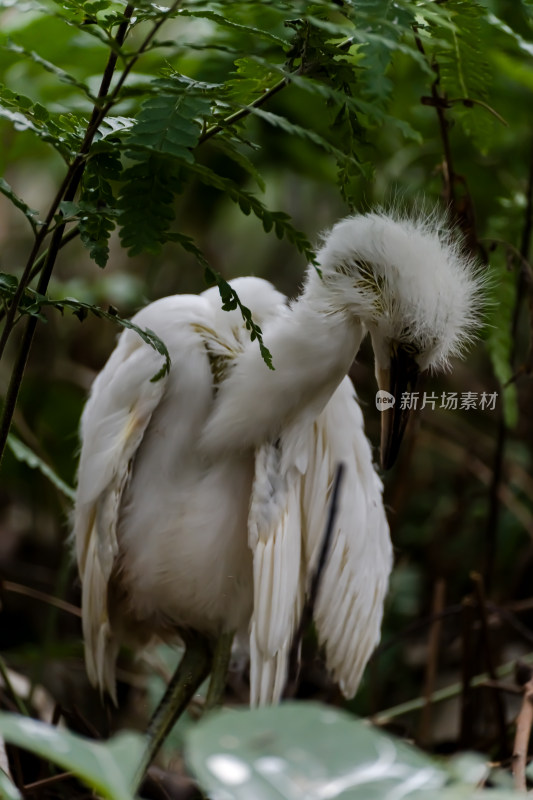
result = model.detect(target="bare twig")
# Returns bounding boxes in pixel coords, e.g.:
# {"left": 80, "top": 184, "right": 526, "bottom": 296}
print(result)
{"left": 513, "top": 668, "right": 533, "bottom": 792}
{"left": 413, "top": 33, "right": 456, "bottom": 210}
{"left": 481, "top": 680, "right": 523, "bottom": 696}
{"left": 421, "top": 95, "right": 508, "bottom": 126}
{"left": 2, "top": 581, "right": 81, "bottom": 618}
{"left": 471, "top": 572, "right": 508, "bottom": 755}
{"left": 460, "top": 596, "right": 477, "bottom": 748}
{"left": 200, "top": 77, "right": 289, "bottom": 144}
{"left": 371, "top": 650, "right": 533, "bottom": 727}
{"left": 418, "top": 579, "right": 446, "bottom": 747}
{"left": 23, "top": 772, "right": 74, "bottom": 794}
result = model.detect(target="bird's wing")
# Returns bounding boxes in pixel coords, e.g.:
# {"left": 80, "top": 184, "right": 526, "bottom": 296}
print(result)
{"left": 301, "top": 377, "right": 392, "bottom": 697}
{"left": 248, "top": 376, "right": 391, "bottom": 705}
{"left": 248, "top": 441, "right": 305, "bottom": 706}
{"left": 74, "top": 327, "right": 168, "bottom": 701}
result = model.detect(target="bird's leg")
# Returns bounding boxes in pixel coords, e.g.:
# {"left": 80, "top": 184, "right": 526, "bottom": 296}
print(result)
{"left": 204, "top": 630, "right": 234, "bottom": 711}
{"left": 132, "top": 630, "right": 212, "bottom": 793}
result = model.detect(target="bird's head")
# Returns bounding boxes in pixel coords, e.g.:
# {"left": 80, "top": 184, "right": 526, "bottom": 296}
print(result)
{"left": 312, "top": 210, "right": 485, "bottom": 469}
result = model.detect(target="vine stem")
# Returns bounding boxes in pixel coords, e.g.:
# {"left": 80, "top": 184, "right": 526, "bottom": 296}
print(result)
{"left": 0, "top": 226, "right": 80, "bottom": 326}
{"left": 199, "top": 76, "right": 289, "bottom": 144}
{"left": 0, "top": 6, "right": 136, "bottom": 463}
{"left": 0, "top": 8, "right": 134, "bottom": 363}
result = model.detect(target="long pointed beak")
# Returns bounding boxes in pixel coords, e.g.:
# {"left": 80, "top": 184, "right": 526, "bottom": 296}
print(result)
{"left": 377, "top": 345, "right": 420, "bottom": 470}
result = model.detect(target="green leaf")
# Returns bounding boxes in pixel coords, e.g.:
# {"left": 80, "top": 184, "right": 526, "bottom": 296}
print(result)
{"left": 0, "top": 712, "right": 143, "bottom": 800}
{"left": 6, "top": 433, "right": 75, "bottom": 500}
{"left": 0, "top": 83, "right": 83, "bottom": 160}
{"left": 236, "top": 105, "right": 362, "bottom": 173}
{"left": 3, "top": 39, "right": 94, "bottom": 99}
{"left": 431, "top": 1, "right": 495, "bottom": 147}
{"left": 126, "top": 89, "right": 210, "bottom": 162}
{"left": 210, "top": 138, "right": 265, "bottom": 192}
{"left": 0, "top": 767, "right": 22, "bottom": 800}
{"left": 226, "top": 57, "right": 280, "bottom": 104}
{"left": 185, "top": 702, "right": 449, "bottom": 800}
{"left": 0, "top": 274, "right": 171, "bottom": 380}
{"left": 0, "top": 177, "right": 40, "bottom": 232}
{"left": 118, "top": 154, "right": 179, "bottom": 256}
{"left": 171, "top": 234, "right": 274, "bottom": 369}
{"left": 57, "top": 298, "right": 171, "bottom": 382}
{"left": 233, "top": 56, "right": 421, "bottom": 143}
{"left": 177, "top": 8, "right": 290, "bottom": 48}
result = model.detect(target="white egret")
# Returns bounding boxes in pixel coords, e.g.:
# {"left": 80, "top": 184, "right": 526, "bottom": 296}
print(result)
{"left": 74, "top": 210, "right": 482, "bottom": 774}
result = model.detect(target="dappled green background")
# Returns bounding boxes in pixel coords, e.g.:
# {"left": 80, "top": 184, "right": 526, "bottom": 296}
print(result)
{"left": 1, "top": 0, "right": 533, "bottom": 795}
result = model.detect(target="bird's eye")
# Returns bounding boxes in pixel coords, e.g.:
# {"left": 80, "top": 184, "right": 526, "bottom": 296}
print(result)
{"left": 401, "top": 341, "right": 420, "bottom": 356}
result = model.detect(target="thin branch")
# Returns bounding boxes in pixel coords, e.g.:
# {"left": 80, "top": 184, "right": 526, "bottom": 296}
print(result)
{"left": 418, "top": 578, "right": 446, "bottom": 747}
{"left": 23, "top": 772, "right": 74, "bottom": 793}
{"left": 0, "top": 225, "right": 80, "bottom": 325}
{"left": 484, "top": 414, "right": 506, "bottom": 594}
{"left": 414, "top": 30, "right": 456, "bottom": 211}
{"left": 371, "top": 650, "right": 533, "bottom": 726}
{"left": 0, "top": 7, "right": 138, "bottom": 464}
{"left": 421, "top": 94, "right": 508, "bottom": 127}
{"left": 0, "top": 9, "right": 134, "bottom": 362}
{"left": 471, "top": 572, "right": 508, "bottom": 755}
{"left": 459, "top": 596, "right": 477, "bottom": 748}
{"left": 513, "top": 671, "right": 533, "bottom": 792}
{"left": 200, "top": 77, "right": 289, "bottom": 144}
{"left": 2, "top": 581, "right": 81, "bottom": 618}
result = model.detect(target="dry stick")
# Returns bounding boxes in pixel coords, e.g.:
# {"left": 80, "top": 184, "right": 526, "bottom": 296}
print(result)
{"left": 2, "top": 581, "right": 81, "bottom": 618}
{"left": 418, "top": 578, "right": 446, "bottom": 747}
{"left": 460, "top": 596, "right": 477, "bottom": 748}
{"left": 372, "top": 650, "right": 533, "bottom": 726}
{"left": 471, "top": 572, "right": 508, "bottom": 755}
{"left": 23, "top": 772, "right": 74, "bottom": 794}
{"left": 284, "top": 463, "right": 345, "bottom": 698}
{"left": 513, "top": 674, "right": 533, "bottom": 792}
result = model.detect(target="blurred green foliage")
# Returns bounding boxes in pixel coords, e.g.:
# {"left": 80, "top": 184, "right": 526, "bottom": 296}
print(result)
{"left": 0, "top": 0, "right": 533, "bottom": 796}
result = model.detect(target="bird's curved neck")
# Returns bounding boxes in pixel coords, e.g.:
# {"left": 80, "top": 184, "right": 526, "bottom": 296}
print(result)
{"left": 201, "top": 278, "right": 365, "bottom": 454}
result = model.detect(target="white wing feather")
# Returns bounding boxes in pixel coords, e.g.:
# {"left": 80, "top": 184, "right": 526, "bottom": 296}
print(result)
{"left": 248, "top": 376, "right": 391, "bottom": 704}
{"left": 74, "top": 325, "right": 168, "bottom": 701}
{"left": 248, "top": 443, "right": 305, "bottom": 706}
{"left": 302, "top": 377, "right": 392, "bottom": 696}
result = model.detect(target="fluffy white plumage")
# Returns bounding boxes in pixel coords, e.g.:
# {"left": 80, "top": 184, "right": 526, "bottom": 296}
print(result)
{"left": 74, "top": 210, "right": 483, "bottom": 706}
